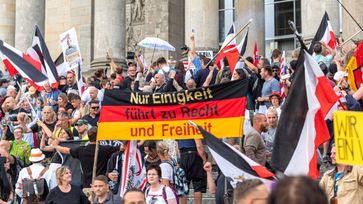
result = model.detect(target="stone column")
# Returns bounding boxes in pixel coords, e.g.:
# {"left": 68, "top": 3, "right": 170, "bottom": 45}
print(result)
{"left": 301, "top": 0, "right": 339, "bottom": 41}
{"left": 91, "top": 0, "right": 126, "bottom": 70}
{"left": 15, "top": 0, "right": 45, "bottom": 51}
{"left": 0, "top": 0, "right": 16, "bottom": 46}
{"left": 235, "top": 0, "right": 265, "bottom": 56}
{"left": 185, "top": 0, "right": 218, "bottom": 51}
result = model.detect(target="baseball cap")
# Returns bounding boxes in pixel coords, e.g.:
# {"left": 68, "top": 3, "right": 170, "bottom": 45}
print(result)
{"left": 75, "top": 119, "right": 88, "bottom": 126}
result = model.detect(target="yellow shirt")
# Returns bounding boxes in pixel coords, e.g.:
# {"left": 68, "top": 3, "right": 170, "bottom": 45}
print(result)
{"left": 10, "top": 140, "right": 31, "bottom": 166}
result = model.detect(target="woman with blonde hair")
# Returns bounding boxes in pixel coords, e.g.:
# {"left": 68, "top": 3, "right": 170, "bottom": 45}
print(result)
{"left": 157, "top": 141, "right": 174, "bottom": 187}
{"left": 157, "top": 141, "right": 187, "bottom": 203}
{"left": 45, "top": 166, "right": 88, "bottom": 204}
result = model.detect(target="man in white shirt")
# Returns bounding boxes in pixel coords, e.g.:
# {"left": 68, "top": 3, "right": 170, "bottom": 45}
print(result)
{"left": 15, "top": 148, "right": 50, "bottom": 201}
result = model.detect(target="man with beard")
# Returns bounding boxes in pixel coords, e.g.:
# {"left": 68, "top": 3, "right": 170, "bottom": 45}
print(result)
{"left": 1, "top": 96, "right": 22, "bottom": 141}
{"left": 242, "top": 113, "right": 268, "bottom": 166}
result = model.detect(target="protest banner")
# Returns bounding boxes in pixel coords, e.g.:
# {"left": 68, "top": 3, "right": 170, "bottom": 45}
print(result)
{"left": 59, "top": 27, "right": 82, "bottom": 71}
{"left": 334, "top": 111, "right": 363, "bottom": 166}
{"left": 97, "top": 79, "right": 249, "bottom": 140}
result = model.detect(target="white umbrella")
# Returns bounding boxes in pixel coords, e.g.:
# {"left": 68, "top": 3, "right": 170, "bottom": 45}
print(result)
{"left": 137, "top": 37, "right": 175, "bottom": 51}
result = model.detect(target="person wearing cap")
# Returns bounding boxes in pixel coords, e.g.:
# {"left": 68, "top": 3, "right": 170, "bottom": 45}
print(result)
{"left": 58, "top": 75, "right": 67, "bottom": 91}
{"left": 0, "top": 78, "right": 9, "bottom": 97}
{"left": 15, "top": 148, "right": 50, "bottom": 198}
{"left": 8, "top": 126, "right": 31, "bottom": 167}
{"left": 269, "top": 92, "right": 282, "bottom": 117}
{"left": 74, "top": 119, "right": 89, "bottom": 141}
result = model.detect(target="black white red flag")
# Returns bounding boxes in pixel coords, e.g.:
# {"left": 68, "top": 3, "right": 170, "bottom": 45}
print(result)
{"left": 253, "top": 42, "right": 259, "bottom": 66}
{"left": 76, "top": 62, "right": 85, "bottom": 96}
{"left": 308, "top": 12, "right": 337, "bottom": 53}
{"left": 198, "top": 125, "right": 275, "bottom": 188}
{"left": 0, "top": 40, "right": 47, "bottom": 90}
{"left": 215, "top": 24, "right": 237, "bottom": 69}
{"left": 27, "top": 25, "right": 59, "bottom": 88}
{"left": 224, "top": 29, "right": 249, "bottom": 72}
{"left": 54, "top": 53, "right": 67, "bottom": 77}
{"left": 271, "top": 49, "right": 339, "bottom": 179}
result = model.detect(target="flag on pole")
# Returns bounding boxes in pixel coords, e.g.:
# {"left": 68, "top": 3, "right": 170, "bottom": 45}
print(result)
{"left": 279, "top": 51, "right": 287, "bottom": 99}
{"left": 198, "top": 125, "right": 275, "bottom": 188}
{"left": 119, "top": 140, "right": 147, "bottom": 197}
{"left": 224, "top": 29, "right": 249, "bottom": 72}
{"left": 27, "top": 25, "right": 59, "bottom": 88}
{"left": 237, "top": 29, "right": 249, "bottom": 57}
{"left": 0, "top": 40, "right": 48, "bottom": 90}
{"left": 54, "top": 53, "right": 67, "bottom": 77}
{"left": 253, "top": 42, "right": 259, "bottom": 66}
{"left": 271, "top": 49, "right": 340, "bottom": 179}
{"left": 215, "top": 24, "right": 237, "bottom": 69}
{"left": 308, "top": 12, "right": 337, "bottom": 54}
{"left": 76, "top": 62, "right": 85, "bottom": 96}
{"left": 346, "top": 40, "right": 363, "bottom": 91}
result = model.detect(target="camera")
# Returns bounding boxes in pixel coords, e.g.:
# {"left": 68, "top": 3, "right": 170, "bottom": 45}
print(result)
{"left": 127, "top": 52, "right": 135, "bottom": 60}
{"left": 1, "top": 120, "right": 7, "bottom": 127}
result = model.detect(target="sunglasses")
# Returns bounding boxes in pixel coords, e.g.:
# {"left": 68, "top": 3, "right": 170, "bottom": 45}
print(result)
{"left": 91, "top": 106, "right": 99, "bottom": 109}
{"left": 75, "top": 123, "right": 85, "bottom": 126}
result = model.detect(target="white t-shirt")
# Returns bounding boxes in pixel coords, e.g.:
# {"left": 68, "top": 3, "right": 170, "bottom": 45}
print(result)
{"left": 145, "top": 185, "right": 176, "bottom": 204}
{"left": 159, "top": 162, "right": 174, "bottom": 182}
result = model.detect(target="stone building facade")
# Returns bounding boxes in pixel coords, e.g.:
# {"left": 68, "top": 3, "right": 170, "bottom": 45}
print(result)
{"left": 0, "top": 0, "right": 362, "bottom": 74}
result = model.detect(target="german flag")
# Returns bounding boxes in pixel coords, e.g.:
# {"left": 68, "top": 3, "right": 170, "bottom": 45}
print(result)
{"left": 97, "top": 79, "right": 249, "bottom": 140}
{"left": 346, "top": 41, "right": 363, "bottom": 91}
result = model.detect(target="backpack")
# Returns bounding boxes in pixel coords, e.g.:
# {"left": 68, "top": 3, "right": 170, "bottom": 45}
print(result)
{"left": 146, "top": 185, "right": 179, "bottom": 204}
{"left": 22, "top": 167, "right": 49, "bottom": 204}
{"left": 161, "top": 160, "right": 189, "bottom": 197}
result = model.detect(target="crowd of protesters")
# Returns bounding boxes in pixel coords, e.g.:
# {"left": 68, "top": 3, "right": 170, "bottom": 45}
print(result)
{"left": 0, "top": 31, "right": 363, "bottom": 204}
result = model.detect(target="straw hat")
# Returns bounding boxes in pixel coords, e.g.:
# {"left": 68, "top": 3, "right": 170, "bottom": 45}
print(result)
{"left": 29, "top": 148, "right": 45, "bottom": 163}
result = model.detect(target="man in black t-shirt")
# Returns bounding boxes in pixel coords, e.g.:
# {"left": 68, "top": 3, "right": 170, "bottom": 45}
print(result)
{"left": 82, "top": 100, "right": 100, "bottom": 127}
{"left": 54, "top": 127, "right": 118, "bottom": 188}
{"left": 1, "top": 96, "right": 24, "bottom": 140}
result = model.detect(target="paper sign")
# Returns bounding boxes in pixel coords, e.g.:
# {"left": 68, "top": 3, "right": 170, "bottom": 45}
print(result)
{"left": 334, "top": 111, "right": 363, "bottom": 166}
{"left": 59, "top": 27, "right": 82, "bottom": 71}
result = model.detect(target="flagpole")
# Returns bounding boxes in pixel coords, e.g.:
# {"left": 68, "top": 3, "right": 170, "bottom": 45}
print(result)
{"left": 336, "top": 0, "right": 363, "bottom": 31}
{"left": 341, "top": 30, "right": 363, "bottom": 46}
{"left": 188, "top": 120, "right": 198, "bottom": 128}
{"left": 206, "top": 19, "right": 253, "bottom": 67}
{"left": 92, "top": 141, "right": 99, "bottom": 183}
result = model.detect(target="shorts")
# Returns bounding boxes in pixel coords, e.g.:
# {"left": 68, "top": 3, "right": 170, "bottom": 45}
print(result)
{"left": 188, "top": 177, "right": 207, "bottom": 193}
{"left": 179, "top": 150, "right": 207, "bottom": 193}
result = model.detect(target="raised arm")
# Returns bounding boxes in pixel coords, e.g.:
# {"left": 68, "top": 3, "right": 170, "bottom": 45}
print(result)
{"left": 189, "top": 33, "right": 197, "bottom": 61}
{"left": 202, "top": 66, "right": 216, "bottom": 87}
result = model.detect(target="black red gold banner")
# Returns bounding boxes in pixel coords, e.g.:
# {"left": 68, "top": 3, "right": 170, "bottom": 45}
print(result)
{"left": 97, "top": 79, "right": 248, "bottom": 140}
